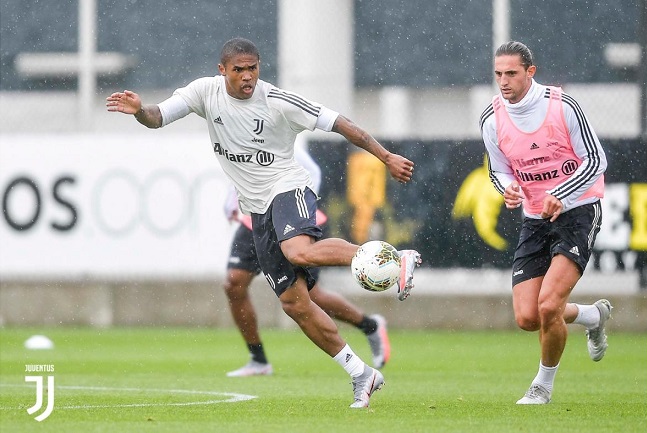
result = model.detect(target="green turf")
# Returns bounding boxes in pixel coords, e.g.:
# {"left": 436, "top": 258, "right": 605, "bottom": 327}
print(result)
{"left": 1, "top": 326, "right": 645, "bottom": 433}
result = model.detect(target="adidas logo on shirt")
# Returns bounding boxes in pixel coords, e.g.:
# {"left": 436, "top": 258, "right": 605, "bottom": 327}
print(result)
{"left": 569, "top": 246, "right": 580, "bottom": 256}
{"left": 213, "top": 116, "right": 223, "bottom": 125}
{"left": 283, "top": 224, "right": 295, "bottom": 235}
{"left": 530, "top": 142, "right": 539, "bottom": 150}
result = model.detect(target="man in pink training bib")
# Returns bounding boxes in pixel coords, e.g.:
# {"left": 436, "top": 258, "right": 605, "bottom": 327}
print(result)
{"left": 479, "top": 41, "right": 612, "bottom": 404}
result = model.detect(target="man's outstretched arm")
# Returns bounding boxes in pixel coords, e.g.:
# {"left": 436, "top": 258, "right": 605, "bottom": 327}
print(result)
{"left": 106, "top": 90, "right": 162, "bottom": 129}
{"left": 331, "top": 115, "right": 414, "bottom": 184}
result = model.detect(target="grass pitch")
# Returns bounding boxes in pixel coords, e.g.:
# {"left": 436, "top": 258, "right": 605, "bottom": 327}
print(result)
{"left": 0, "top": 326, "right": 645, "bottom": 433}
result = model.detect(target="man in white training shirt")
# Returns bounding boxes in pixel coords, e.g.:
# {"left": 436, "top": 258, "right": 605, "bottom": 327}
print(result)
{"left": 480, "top": 41, "right": 612, "bottom": 405}
{"left": 222, "top": 141, "right": 391, "bottom": 377}
{"left": 107, "top": 37, "right": 421, "bottom": 408}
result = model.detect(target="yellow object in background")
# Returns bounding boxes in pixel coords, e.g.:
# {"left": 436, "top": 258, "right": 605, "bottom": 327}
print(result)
{"left": 347, "top": 152, "right": 386, "bottom": 244}
{"left": 453, "top": 155, "right": 508, "bottom": 251}
{"left": 629, "top": 183, "right": 647, "bottom": 251}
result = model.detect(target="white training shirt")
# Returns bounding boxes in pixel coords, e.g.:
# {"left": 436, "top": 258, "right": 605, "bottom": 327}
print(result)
{"left": 158, "top": 76, "right": 338, "bottom": 214}
{"left": 223, "top": 138, "right": 323, "bottom": 219}
{"left": 479, "top": 79, "right": 607, "bottom": 218}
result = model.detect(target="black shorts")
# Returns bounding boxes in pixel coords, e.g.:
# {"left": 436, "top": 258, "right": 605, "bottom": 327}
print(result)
{"left": 511, "top": 201, "right": 602, "bottom": 287}
{"left": 227, "top": 224, "right": 262, "bottom": 274}
{"left": 250, "top": 187, "right": 323, "bottom": 297}
{"left": 227, "top": 223, "right": 321, "bottom": 282}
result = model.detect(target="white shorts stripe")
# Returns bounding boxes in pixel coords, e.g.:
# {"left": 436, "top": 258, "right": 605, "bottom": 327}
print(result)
{"left": 295, "top": 188, "right": 309, "bottom": 219}
{"left": 588, "top": 201, "right": 601, "bottom": 250}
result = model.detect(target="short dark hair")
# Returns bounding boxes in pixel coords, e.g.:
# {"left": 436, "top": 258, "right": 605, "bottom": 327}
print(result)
{"left": 220, "top": 38, "right": 260, "bottom": 65}
{"left": 495, "top": 41, "right": 534, "bottom": 69}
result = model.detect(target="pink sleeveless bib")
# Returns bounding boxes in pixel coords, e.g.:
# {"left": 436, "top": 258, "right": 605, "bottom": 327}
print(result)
{"left": 493, "top": 87, "right": 604, "bottom": 214}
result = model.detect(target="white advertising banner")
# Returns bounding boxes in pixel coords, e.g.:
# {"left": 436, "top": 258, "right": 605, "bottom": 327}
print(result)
{"left": 0, "top": 133, "right": 236, "bottom": 279}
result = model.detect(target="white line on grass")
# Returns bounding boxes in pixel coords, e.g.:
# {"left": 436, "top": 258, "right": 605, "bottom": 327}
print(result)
{"left": 0, "top": 384, "right": 257, "bottom": 409}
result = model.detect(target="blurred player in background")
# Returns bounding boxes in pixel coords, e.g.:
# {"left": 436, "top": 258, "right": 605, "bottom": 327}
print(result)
{"left": 480, "top": 41, "right": 612, "bottom": 405}
{"left": 223, "top": 140, "right": 390, "bottom": 377}
{"left": 107, "top": 37, "right": 421, "bottom": 408}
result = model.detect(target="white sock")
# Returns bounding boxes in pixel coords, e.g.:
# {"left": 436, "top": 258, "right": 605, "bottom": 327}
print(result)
{"left": 572, "top": 304, "right": 600, "bottom": 328}
{"left": 533, "top": 361, "right": 559, "bottom": 393}
{"left": 333, "top": 344, "right": 366, "bottom": 378}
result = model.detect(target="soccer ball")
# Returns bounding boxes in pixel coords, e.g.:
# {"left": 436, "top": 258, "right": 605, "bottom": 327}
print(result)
{"left": 351, "top": 240, "right": 402, "bottom": 292}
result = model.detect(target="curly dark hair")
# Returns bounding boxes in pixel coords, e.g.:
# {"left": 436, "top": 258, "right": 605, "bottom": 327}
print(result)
{"left": 220, "top": 38, "right": 260, "bottom": 66}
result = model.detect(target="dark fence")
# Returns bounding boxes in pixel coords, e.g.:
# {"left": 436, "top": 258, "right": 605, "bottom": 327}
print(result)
{"left": 310, "top": 139, "right": 647, "bottom": 280}
{"left": 1, "top": 0, "right": 640, "bottom": 90}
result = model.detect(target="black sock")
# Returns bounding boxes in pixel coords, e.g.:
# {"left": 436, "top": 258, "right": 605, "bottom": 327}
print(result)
{"left": 248, "top": 343, "right": 268, "bottom": 364}
{"left": 356, "top": 316, "right": 378, "bottom": 335}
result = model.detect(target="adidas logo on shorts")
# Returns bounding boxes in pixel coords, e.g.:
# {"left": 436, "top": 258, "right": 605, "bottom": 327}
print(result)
{"left": 569, "top": 246, "right": 580, "bottom": 256}
{"left": 283, "top": 224, "right": 295, "bottom": 235}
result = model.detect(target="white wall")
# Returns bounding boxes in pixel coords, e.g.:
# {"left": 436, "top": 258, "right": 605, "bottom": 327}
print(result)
{"left": 0, "top": 83, "right": 640, "bottom": 139}
{"left": 0, "top": 133, "right": 234, "bottom": 279}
